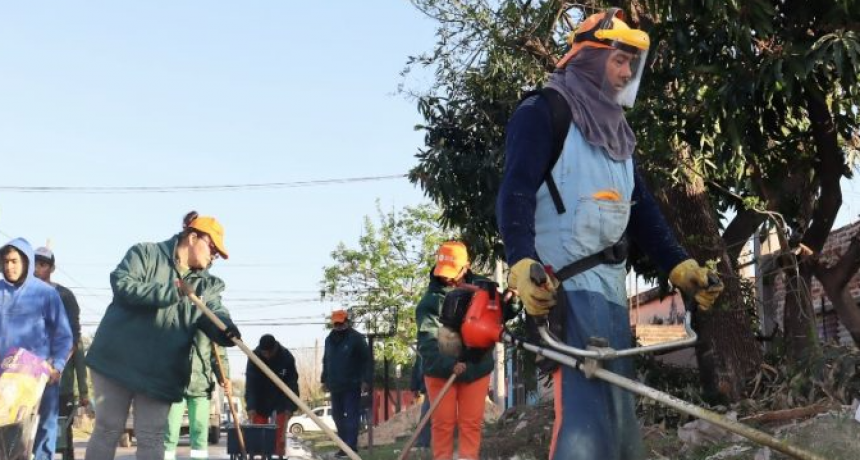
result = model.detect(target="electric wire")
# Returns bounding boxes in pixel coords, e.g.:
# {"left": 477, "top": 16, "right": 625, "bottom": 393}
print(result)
{"left": 0, "top": 174, "right": 407, "bottom": 194}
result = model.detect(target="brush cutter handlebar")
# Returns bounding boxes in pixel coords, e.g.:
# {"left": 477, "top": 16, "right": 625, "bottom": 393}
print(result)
{"left": 534, "top": 312, "right": 698, "bottom": 360}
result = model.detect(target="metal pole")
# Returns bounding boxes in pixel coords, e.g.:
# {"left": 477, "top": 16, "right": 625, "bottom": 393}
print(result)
{"left": 384, "top": 352, "right": 390, "bottom": 421}
{"left": 367, "top": 335, "right": 375, "bottom": 453}
{"left": 182, "top": 287, "right": 363, "bottom": 460}
{"left": 504, "top": 332, "right": 826, "bottom": 460}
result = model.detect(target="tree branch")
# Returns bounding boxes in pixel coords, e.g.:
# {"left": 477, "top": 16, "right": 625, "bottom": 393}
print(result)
{"left": 722, "top": 207, "right": 767, "bottom": 264}
{"left": 801, "top": 86, "right": 844, "bottom": 252}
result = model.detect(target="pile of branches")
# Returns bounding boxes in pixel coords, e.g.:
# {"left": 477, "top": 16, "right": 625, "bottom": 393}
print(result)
{"left": 636, "top": 344, "right": 860, "bottom": 429}
{"left": 736, "top": 344, "right": 860, "bottom": 419}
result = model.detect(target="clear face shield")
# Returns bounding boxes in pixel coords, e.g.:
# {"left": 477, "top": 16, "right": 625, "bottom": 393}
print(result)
{"left": 601, "top": 46, "right": 648, "bottom": 108}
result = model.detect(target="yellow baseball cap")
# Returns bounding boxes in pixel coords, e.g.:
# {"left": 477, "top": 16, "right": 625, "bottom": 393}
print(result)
{"left": 188, "top": 216, "right": 229, "bottom": 259}
{"left": 433, "top": 241, "right": 469, "bottom": 279}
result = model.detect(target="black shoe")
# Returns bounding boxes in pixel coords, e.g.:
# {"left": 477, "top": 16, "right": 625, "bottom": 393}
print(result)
{"left": 334, "top": 451, "right": 349, "bottom": 458}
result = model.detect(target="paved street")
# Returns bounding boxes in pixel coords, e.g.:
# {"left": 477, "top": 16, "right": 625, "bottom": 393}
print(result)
{"left": 65, "top": 433, "right": 232, "bottom": 460}
{"left": 62, "top": 429, "right": 323, "bottom": 459}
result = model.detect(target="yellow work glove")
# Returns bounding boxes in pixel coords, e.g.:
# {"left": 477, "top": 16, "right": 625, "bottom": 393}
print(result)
{"left": 508, "top": 258, "right": 558, "bottom": 316}
{"left": 668, "top": 259, "right": 724, "bottom": 310}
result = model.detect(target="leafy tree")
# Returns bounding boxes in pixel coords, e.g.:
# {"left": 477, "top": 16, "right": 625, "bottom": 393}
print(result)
{"left": 632, "top": 0, "right": 860, "bottom": 366}
{"left": 405, "top": 0, "right": 860, "bottom": 399}
{"left": 321, "top": 202, "right": 455, "bottom": 365}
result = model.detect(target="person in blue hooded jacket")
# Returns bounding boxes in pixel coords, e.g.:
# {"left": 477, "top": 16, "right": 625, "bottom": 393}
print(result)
{"left": 0, "top": 237, "right": 73, "bottom": 460}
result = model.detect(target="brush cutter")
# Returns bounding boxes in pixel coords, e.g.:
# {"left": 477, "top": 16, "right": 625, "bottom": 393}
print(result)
{"left": 455, "top": 265, "right": 826, "bottom": 460}
{"left": 177, "top": 281, "right": 364, "bottom": 460}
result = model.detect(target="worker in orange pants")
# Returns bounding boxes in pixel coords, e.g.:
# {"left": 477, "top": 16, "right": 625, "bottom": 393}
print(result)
{"left": 425, "top": 372, "right": 490, "bottom": 460}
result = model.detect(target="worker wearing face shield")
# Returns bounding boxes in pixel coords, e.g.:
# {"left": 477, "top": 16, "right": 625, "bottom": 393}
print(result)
{"left": 497, "top": 8, "right": 723, "bottom": 460}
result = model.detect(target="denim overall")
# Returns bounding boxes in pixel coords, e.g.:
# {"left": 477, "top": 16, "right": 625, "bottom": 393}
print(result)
{"left": 534, "top": 124, "right": 644, "bottom": 460}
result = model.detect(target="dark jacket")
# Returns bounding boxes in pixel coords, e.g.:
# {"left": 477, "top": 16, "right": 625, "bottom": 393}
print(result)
{"left": 321, "top": 328, "right": 371, "bottom": 394}
{"left": 59, "top": 345, "right": 88, "bottom": 399}
{"left": 410, "top": 355, "right": 427, "bottom": 395}
{"left": 56, "top": 283, "right": 87, "bottom": 399}
{"left": 186, "top": 330, "right": 229, "bottom": 399}
{"left": 415, "top": 271, "right": 497, "bottom": 383}
{"left": 56, "top": 284, "right": 81, "bottom": 345}
{"left": 245, "top": 341, "right": 299, "bottom": 414}
{"left": 86, "top": 235, "right": 237, "bottom": 402}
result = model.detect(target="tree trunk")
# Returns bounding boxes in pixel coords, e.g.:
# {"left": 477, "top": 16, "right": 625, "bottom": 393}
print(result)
{"left": 779, "top": 85, "right": 846, "bottom": 361}
{"left": 654, "top": 168, "right": 762, "bottom": 402}
{"left": 811, "top": 226, "right": 860, "bottom": 345}
{"left": 780, "top": 261, "right": 820, "bottom": 361}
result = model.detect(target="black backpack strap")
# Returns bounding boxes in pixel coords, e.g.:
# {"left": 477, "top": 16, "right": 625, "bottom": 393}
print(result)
{"left": 539, "top": 87, "right": 572, "bottom": 214}
{"left": 520, "top": 88, "right": 572, "bottom": 214}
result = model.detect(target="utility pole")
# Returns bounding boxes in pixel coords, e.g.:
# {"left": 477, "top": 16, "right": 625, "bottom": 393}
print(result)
{"left": 493, "top": 259, "right": 506, "bottom": 408}
{"left": 314, "top": 339, "right": 319, "bottom": 400}
{"left": 367, "top": 335, "right": 375, "bottom": 454}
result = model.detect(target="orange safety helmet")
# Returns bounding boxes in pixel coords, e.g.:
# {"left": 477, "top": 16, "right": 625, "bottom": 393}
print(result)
{"left": 556, "top": 8, "right": 650, "bottom": 69}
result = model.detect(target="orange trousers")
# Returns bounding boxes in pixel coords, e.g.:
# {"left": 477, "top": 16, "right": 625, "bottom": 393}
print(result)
{"left": 252, "top": 411, "right": 289, "bottom": 455}
{"left": 425, "top": 375, "right": 490, "bottom": 460}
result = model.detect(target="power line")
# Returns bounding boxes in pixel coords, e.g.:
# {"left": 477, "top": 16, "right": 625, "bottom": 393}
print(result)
{"left": 0, "top": 174, "right": 407, "bottom": 194}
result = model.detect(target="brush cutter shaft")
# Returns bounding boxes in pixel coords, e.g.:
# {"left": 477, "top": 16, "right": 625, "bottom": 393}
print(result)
{"left": 503, "top": 332, "right": 825, "bottom": 460}
{"left": 536, "top": 312, "right": 697, "bottom": 360}
{"left": 396, "top": 373, "right": 457, "bottom": 460}
{"left": 183, "top": 289, "right": 363, "bottom": 460}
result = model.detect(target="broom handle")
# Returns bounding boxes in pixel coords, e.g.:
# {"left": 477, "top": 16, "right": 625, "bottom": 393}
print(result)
{"left": 211, "top": 342, "right": 246, "bottom": 457}
{"left": 396, "top": 373, "right": 457, "bottom": 460}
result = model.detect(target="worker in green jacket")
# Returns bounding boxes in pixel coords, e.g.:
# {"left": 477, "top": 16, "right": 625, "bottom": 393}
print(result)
{"left": 85, "top": 211, "right": 240, "bottom": 460}
{"left": 163, "top": 331, "right": 229, "bottom": 460}
{"left": 416, "top": 241, "right": 510, "bottom": 460}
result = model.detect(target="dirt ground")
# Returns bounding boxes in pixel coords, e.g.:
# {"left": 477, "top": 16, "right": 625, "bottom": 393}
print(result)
{"left": 360, "top": 397, "right": 503, "bottom": 448}
{"left": 481, "top": 402, "right": 860, "bottom": 460}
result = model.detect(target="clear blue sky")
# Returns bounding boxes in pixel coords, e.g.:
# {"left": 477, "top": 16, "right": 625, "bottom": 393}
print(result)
{"left": 0, "top": 2, "right": 438, "bottom": 377}
{"left": 2, "top": 3, "right": 859, "bottom": 379}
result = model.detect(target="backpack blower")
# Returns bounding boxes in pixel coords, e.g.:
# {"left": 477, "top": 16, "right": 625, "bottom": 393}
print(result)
{"left": 437, "top": 280, "right": 506, "bottom": 361}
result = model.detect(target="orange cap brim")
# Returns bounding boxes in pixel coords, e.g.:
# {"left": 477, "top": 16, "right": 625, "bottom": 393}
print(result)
{"left": 433, "top": 262, "right": 464, "bottom": 279}
{"left": 211, "top": 234, "right": 229, "bottom": 260}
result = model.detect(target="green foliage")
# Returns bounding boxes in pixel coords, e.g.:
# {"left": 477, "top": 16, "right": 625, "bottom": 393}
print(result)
{"left": 406, "top": 0, "right": 860, "bottom": 269}
{"left": 321, "top": 203, "right": 455, "bottom": 365}
{"left": 634, "top": 0, "right": 860, "bottom": 237}
{"left": 406, "top": 0, "right": 580, "bottom": 265}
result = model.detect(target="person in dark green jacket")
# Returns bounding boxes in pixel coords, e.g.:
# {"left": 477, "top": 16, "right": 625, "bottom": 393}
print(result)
{"left": 163, "top": 331, "right": 229, "bottom": 460}
{"left": 85, "top": 211, "right": 240, "bottom": 460}
{"left": 321, "top": 309, "right": 371, "bottom": 457}
{"left": 416, "top": 241, "right": 495, "bottom": 460}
